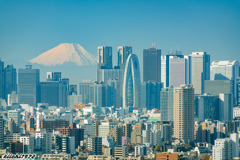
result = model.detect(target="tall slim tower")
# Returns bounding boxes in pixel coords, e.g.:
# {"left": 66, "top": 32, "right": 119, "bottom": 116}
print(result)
{"left": 174, "top": 84, "right": 194, "bottom": 142}
{"left": 0, "top": 59, "right": 4, "bottom": 100}
{"left": 191, "top": 52, "right": 210, "bottom": 94}
{"left": 18, "top": 64, "right": 40, "bottom": 107}
{"left": 143, "top": 47, "right": 161, "bottom": 82}
{"left": 123, "top": 54, "right": 141, "bottom": 108}
{"left": 0, "top": 115, "right": 4, "bottom": 148}
{"left": 118, "top": 46, "right": 132, "bottom": 69}
{"left": 4, "top": 65, "right": 17, "bottom": 101}
{"left": 98, "top": 46, "right": 112, "bottom": 69}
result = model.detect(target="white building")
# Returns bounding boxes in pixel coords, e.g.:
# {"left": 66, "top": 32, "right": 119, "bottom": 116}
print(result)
{"left": 191, "top": 52, "right": 210, "bottom": 94}
{"left": 102, "top": 136, "right": 115, "bottom": 148}
{"left": 212, "top": 133, "right": 239, "bottom": 160}
{"left": 98, "top": 122, "right": 117, "bottom": 138}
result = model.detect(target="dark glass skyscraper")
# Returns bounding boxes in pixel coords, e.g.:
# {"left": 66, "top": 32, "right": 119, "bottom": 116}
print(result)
{"left": 4, "top": 65, "right": 17, "bottom": 101}
{"left": 0, "top": 59, "right": 4, "bottom": 100}
{"left": 18, "top": 65, "right": 40, "bottom": 107}
{"left": 141, "top": 81, "right": 162, "bottom": 110}
{"left": 143, "top": 47, "right": 161, "bottom": 82}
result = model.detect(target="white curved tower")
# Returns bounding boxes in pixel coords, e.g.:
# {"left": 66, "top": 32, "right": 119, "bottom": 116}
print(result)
{"left": 123, "top": 54, "right": 141, "bottom": 108}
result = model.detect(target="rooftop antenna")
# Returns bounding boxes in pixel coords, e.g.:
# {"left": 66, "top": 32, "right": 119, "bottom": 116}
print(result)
{"left": 152, "top": 43, "right": 154, "bottom": 48}
{"left": 128, "top": 41, "right": 130, "bottom": 47}
{"left": 154, "top": 44, "right": 156, "bottom": 48}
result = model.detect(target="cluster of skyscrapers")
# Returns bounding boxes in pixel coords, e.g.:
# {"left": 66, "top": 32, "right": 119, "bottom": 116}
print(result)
{"left": 0, "top": 45, "right": 240, "bottom": 159}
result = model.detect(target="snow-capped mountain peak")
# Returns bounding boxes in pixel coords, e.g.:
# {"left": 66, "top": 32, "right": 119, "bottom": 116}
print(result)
{"left": 29, "top": 43, "right": 98, "bottom": 66}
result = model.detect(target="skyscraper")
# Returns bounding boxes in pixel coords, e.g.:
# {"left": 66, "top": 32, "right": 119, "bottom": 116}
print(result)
{"left": 197, "top": 94, "right": 219, "bottom": 122}
{"left": 204, "top": 80, "right": 234, "bottom": 96}
{"left": 0, "top": 115, "right": 4, "bottom": 148}
{"left": 40, "top": 81, "right": 67, "bottom": 107}
{"left": 89, "top": 81, "right": 106, "bottom": 107}
{"left": 237, "top": 78, "right": 240, "bottom": 107}
{"left": 191, "top": 52, "right": 210, "bottom": 94}
{"left": 210, "top": 60, "right": 239, "bottom": 105}
{"left": 143, "top": 47, "right": 161, "bottom": 82}
{"left": 219, "top": 93, "right": 233, "bottom": 121}
{"left": 160, "top": 87, "right": 174, "bottom": 121}
{"left": 47, "top": 72, "right": 61, "bottom": 81}
{"left": 123, "top": 54, "right": 141, "bottom": 108}
{"left": 161, "top": 51, "right": 188, "bottom": 88}
{"left": 169, "top": 56, "right": 191, "bottom": 87}
{"left": 4, "top": 65, "right": 17, "bottom": 101}
{"left": 141, "top": 81, "right": 162, "bottom": 110}
{"left": 0, "top": 59, "right": 4, "bottom": 100}
{"left": 18, "top": 65, "right": 40, "bottom": 107}
{"left": 98, "top": 46, "right": 112, "bottom": 69}
{"left": 173, "top": 84, "right": 194, "bottom": 142}
{"left": 118, "top": 46, "right": 132, "bottom": 69}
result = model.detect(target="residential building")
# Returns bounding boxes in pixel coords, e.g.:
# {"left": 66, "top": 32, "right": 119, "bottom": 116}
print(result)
{"left": 173, "top": 84, "right": 194, "bottom": 142}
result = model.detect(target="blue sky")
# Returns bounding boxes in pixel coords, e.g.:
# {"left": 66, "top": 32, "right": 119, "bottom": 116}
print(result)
{"left": 0, "top": 0, "right": 240, "bottom": 65}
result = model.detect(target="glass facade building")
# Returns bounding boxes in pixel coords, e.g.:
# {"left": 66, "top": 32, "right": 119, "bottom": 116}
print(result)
{"left": 98, "top": 46, "right": 112, "bottom": 69}
{"left": 141, "top": 81, "right": 162, "bottom": 110}
{"left": 18, "top": 65, "right": 40, "bottom": 107}
{"left": 191, "top": 52, "right": 210, "bottom": 94}
{"left": 160, "top": 86, "right": 174, "bottom": 121}
{"left": 143, "top": 48, "right": 161, "bottom": 82}
{"left": 123, "top": 54, "right": 141, "bottom": 108}
{"left": 210, "top": 60, "right": 239, "bottom": 105}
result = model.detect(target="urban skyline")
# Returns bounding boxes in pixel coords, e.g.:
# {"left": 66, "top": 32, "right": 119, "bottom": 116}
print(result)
{"left": 0, "top": 0, "right": 240, "bottom": 159}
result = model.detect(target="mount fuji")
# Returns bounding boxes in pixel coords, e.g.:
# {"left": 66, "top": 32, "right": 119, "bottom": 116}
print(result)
{"left": 29, "top": 43, "right": 98, "bottom": 66}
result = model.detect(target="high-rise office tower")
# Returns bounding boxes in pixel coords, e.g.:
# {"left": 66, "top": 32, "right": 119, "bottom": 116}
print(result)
{"left": 173, "top": 84, "right": 194, "bottom": 142}
{"left": 0, "top": 59, "right": 4, "bottom": 100}
{"left": 160, "top": 87, "right": 174, "bottom": 121}
{"left": 141, "top": 81, "right": 162, "bottom": 110}
{"left": 47, "top": 72, "right": 61, "bottom": 81}
{"left": 197, "top": 94, "right": 219, "bottom": 122}
{"left": 97, "top": 68, "right": 123, "bottom": 83}
{"left": 68, "top": 84, "right": 77, "bottom": 95}
{"left": 4, "top": 65, "right": 17, "bottom": 101}
{"left": 191, "top": 52, "right": 210, "bottom": 94}
{"left": 98, "top": 46, "right": 112, "bottom": 69}
{"left": 118, "top": 46, "right": 132, "bottom": 69}
{"left": 143, "top": 47, "right": 161, "bottom": 82}
{"left": 40, "top": 76, "right": 68, "bottom": 107}
{"left": 169, "top": 56, "right": 191, "bottom": 87}
{"left": 0, "top": 115, "right": 4, "bottom": 148}
{"left": 219, "top": 93, "right": 233, "bottom": 121}
{"left": 18, "top": 65, "right": 40, "bottom": 107}
{"left": 123, "top": 54, "right": 141, "bottom": 108}
{"left": 106, "top": 79, "right": 121, "bottom": 108}
{"left": 89, "top": 81, "right": 106, "bottom": 107}
{"left": 237, "top": 78, "right": 240, "bottom": 107}
{"left": 204, "top": 80, "right": 234, "bottom": 96}
{"left": 210, "top": 61, "right": 239, "bottom": 105}
{"left": 161, "top": 51, "right": 190, "bottom": 88}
